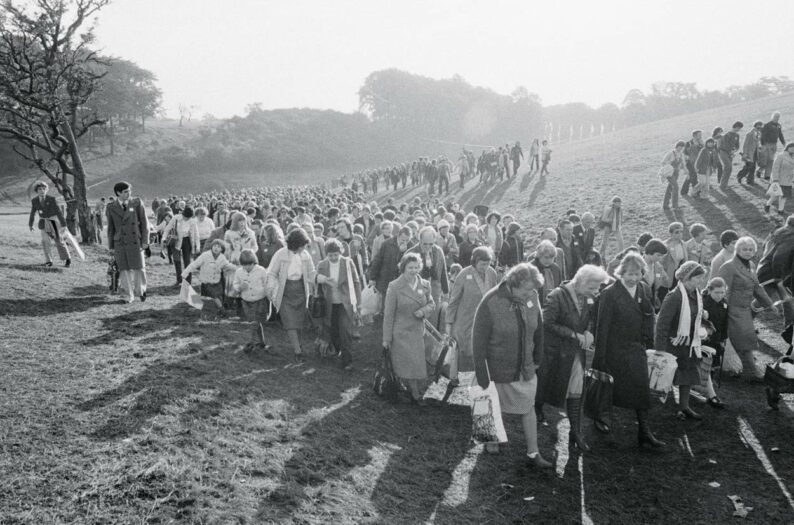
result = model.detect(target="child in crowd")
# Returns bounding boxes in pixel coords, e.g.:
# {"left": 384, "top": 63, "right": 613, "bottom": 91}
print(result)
{"left": 699, "top": 277, "right": 729, "bottom": 408}
{"left": 685, "top": 223, "right": 713, "bottom": 273}
{"left": 182, "top": 239, "right": 236, "bottom": 320}
{"left": 232, "top": 249, "right": 274, "bottom": 353}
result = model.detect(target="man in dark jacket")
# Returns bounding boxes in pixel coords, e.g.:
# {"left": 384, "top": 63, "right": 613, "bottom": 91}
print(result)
{"left": 369, "top": 226, "right": 411, "bottom": 297}
{"left": 106, "top": 181, "right": 149, "bottom": 303}
{"left": 409, "top": 226, "right": 449, "bottom": 304}
{"left": 737, "top": 121, "right": 763, "bottom": 185}
{"left": 757, "top": 214, "right": 794, "bottom": 327}
{"left": 718, "top": 121, "right": 743, "bottom": 190}
{"left": 572, "top": 212, "right": 596, "bottom": 262}
{"left": 759, "top": 112, "right": 786, "bottom": 180}
{"left": 28, "top": 181, "right": 71, "bottom": 267}
{"left": 556, "top": 219, "right": 582, "bottom": 280}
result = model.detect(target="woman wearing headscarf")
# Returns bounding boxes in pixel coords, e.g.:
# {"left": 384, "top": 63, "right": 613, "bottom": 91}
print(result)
{"left": 269, "top": 228, "right": 317, "bottom": 361}
{"left": 717, "top": 236, "right": 778, "bottom": 379}
{"left": 593, "top": 253, "right": 664, "bottom": 449}
{"left": 443, "top": 247, "right": 498, "bottom": 401}
{"left": 655, "top": 262, "right": 708, "bottom": 420}
{"left": 473, "top": 263, "right": 552, "bottom": 468}
{"left": 382, "top": 252, "right": 436, "bottom": 405}
{"left": 530, "top": 240, "right": 563, "bottom": 306}
{"left": 536, "top": 264, "right": 607, "bottom": 452}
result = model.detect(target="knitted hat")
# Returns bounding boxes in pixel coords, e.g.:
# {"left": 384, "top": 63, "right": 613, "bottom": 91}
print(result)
{"left": 437, "top": 219, "right": 450, "bottom": 229}
{"left": 675, "top": 261, "right": 705, "bottom": 281}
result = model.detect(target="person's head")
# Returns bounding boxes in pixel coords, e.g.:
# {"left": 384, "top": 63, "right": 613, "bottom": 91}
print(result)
{"left": 449, "top": 263, "right": 463, "bottom": 281}
{"left": 692, "top": 129, "right": 702, "bottom": 140}
{"left": 707, "top": 276, "right": 727, "bottom": 301}
{"left": 418, "top": 226, "right": 437, "bottom": 251}
{"left": 504, "top": 263, "right": 544, "bottom": 302}
{"left": 181, "top": 206, "right": 194, "bottom": 219}
{"left": 486, "top": 212, "right": 501, "bottom": 226}
{"left": 34, "top": 181, "right": 48, "bottom": 195}
{"left": 571, "top": 264, "right": 609, "bottom": 298}
{"left": 772, "top": 111, "right": 781, "bottom": 122}
{"left": 542, "top": 139, "right": 548, "bottom": 145}
{"left": 689, "top": 223, "right": 707, "bottom": 242}
{"left": 732, "top": 121, "right": 744, "bottom": 131}
{"left": 584, "top": 250, "right": 602, "bottom": 267}
{"left": 324, "top": 238, "right": 343, "bottom": 263}
{"left": 535, "top": 240, "right": 557, "bottom": 268}
{"left": 720, "top": 230, "right": 739, "bottom": 251}
{"left": 216, "top": 201, "right": 227, "bottom": 211}
{"left": 675, "top": 261, "right": 707, "bottom": 292}
{"left": 286, "top": 228, "right": 310, "bottom": 252}
{"left": 264, "top": 223, "right": 285, "bottom": 245}
{"left": 611, "top": 196, "right": 622, "bottom": 208}
{"left": 396, "top": 226, "right": 412, "bottom": 249}
{"left": 735, "top": 236, "right": 757, "bottom": 260}
{"left": 503, "top": 214, "right": 514, "bottom": 228}
{"left": 437, "top": 219, "right": 450, "bottom": 235}
{"left": 581, "top": 212, "right": 595, "bottom": 229}
{"left": 239, "top": 249, "right": 258, "bottom": 268}
{"left": 704, "top": 138, "right": 716, "bottom": 148}
{"left": 195, "top": 207, "right": 208, "bottom": 221}
{"left": 643, "top": 239, "right": 668, "bottom": 263}
{"left": 113, "top": 181, "right": 132, "bottom": 200}
{"left": 636, "top": 232, "right": 653, "bottom": 250}
{"left": 335, "top": 218, "right": 352, "bottom": 239}
{"left": 209, "top": 239, "right": 226, "bottom": 256}
{"left": 753, "top": 120, "right": 763, "bottom": 132}
{"left": 465, "top": 223, "right": 479, "bottom": 242}
{"left": 675, "top": 140, "right": 686, "bottom": 151}
{"left": 465, "top": 212, "right": 479, "bottom": 226}
{"left": 398, "top": 251, "right": 423, "bottom": 277}
{"left": 540, "top": 228, "right": 558, "bottom": 244}
{"left": 785, "top": 142, "right": 794, "bottom": 155}
{"left": 380, "top": 220, "right": 394, "bottom": 238}
{"left": 230, "top": 211, "right": 247, "bottom": 232}
{"left": 313, "top": 223, "right": 324, "bottom": 239}
{"left": 712, "top": 127, "right": 723, "bottom": 137}
{"left": 668, "top": 221, "right": 684, "bottom": 240}
{"left": 471, "top": 246, "right": 494, "bottom": 271}
{"left": 616, "top": 253, "right": 647, "bottom": 287}
{"left": 559, "top": 219, "right": 573, "bottom": 239}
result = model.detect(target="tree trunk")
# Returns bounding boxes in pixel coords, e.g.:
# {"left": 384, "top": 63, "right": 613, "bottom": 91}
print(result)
{"left": 108, "top": 117, "right": 115, "bottom": 156}
{"left": 61, "top": 120, "right": 96, "bottom": 245}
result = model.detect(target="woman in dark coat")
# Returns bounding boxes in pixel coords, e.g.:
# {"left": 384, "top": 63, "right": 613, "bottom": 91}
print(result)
{"left": 530, "top": 240, "right": 563, "bottom": 306}
{"left": 655, "top": 262, "right": 708, "bottom": 420}
{"left": 536, "top": 264, "right": 608, "bottom": 452}
{"left": 498, "top": 222, "right": 524, "bottom": 268}
{"left": 593, "top": 253, "right": 664, "bottom": 449}
{"left": 458, "top": 224, "right": 483, "bottom": 268}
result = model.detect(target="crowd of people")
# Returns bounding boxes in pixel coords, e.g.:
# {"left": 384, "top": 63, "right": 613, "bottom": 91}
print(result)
{"left": 26, "top": 112, "right": 794, "bottom": 469}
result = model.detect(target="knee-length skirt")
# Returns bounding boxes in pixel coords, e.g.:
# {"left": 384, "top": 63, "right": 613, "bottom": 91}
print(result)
{"left": 280, "top": 279, "right": 307, "bottom": 330}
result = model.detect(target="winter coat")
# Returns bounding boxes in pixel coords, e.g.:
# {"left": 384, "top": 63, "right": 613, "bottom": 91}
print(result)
{"left": 654, "top": 286, "right": 702, "bottom": 386}
{"left": 382, "top": 274, "right": 435, "bottom": 379}
{"left": 458, "top": 239, "right": 483, "bottom": 268}
{"left": 593, "top": 280, "right": 655, "bottom": 410}
{"left": 267, "top": 247, "right": 316, "bottom": 312}
{"left": 771, "top": 152, "right": 794, "bottom": 187}
{"left": 369, "top": 236, "right": 407, "bottom": 294}
{"left": 446, "top": 265, "right": 498, "bottom": 359}
{"left": 408, "top": 243, "right": 449, "bottom": 303}
{"left": 537, "top": 283, "right": 594, "bottom": 409}
{"left": 718, "top": 257, "right": 773, "bottom": 353}
{"left": 316, "top": 256, "right": 362, "bottom": 326}
{"left": 479, "top": 224, "right": 504, "bottom": 256}
{"left": 695, "top": 147, "right": 721, "bottom": 175}
{"left": 499, "top": 234, "right": 524, "bottom": 268}
{"left": 473, "top": 282, "right": 544, "bottom": 386}
{"left": 106, "top": 198, "right": 148, "bottom": 271}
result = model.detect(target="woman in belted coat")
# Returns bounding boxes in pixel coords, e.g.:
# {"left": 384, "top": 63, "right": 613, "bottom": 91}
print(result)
{"left": 593, "top": 253, "right": 664, "bottom": 449}
{"left": 717, "top": 236, "right": 777, "bottom": 379}
{"left": 536, "top": 264, "right": 607, "bottom": 453}
{"left": 382, "top": 252, "right": 436, "bottom": 405}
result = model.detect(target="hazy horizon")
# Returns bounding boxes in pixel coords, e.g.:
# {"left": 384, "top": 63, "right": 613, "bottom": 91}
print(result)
{"left": 94, "top": 0, "right": 794, "bottom": 119}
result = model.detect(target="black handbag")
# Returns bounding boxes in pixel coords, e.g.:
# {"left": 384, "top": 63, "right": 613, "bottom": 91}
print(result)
{"left": 309, "top": 286, "right": 326, "bottom": 318}
{"left": 583, "top": 368, "right": 614, "bottom": 426}
{"left": 373, "top": 347, "right": 399, "bottom": 403}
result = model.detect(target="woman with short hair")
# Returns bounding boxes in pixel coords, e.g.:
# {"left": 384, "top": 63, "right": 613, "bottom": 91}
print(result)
{"left": 443, "top": 247, "right": 498, "bottom": 400}
{"left": 655, "top": 262, "right": 708, "bottom": 420}
{"left": 593, "top": 253, "right": 664, "bottom": 449}
{"left": 536, "top": 264, "right": 607, "bottom": 452}
{"left": 458, "top": 224, "right": 484, "bottom": 268}
{"left": 194, "top": 206, "right": 215, "bottom": 252}
{"left": 717, "top": 236, "right": 777, "bottom": 378}
{"left": 479, "top": 212, "right": 503, "bottom": 256}
{"left": 473, "top": 263, "right": 552, "bottom": 468}
{"left": 530, "top": 240, "right": 563, "bottom": 306}
{"left": 269, "top": 228, "right": 317, "bottom": 361}
{"left": 382, "top": 252, "right": 436, "bottom": 405}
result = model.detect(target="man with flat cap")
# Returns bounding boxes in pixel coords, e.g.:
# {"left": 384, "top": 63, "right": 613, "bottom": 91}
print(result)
{"left": 106, "top": 181, "right": 149, "bottom": 303}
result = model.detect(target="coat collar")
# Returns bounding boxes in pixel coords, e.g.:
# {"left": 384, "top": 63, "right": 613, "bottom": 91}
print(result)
{"left": 393, "top": 274, "right": 429, "bottom": 303}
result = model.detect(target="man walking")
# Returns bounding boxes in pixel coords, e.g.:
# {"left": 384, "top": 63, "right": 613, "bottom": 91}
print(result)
{"left": 681, "top": 130, "right": 704, "bottom": 196}
{"left": 759, "top": 111, "right": 786, "bottom": 181}
{"left": 28, "top": 181, "right": 71, "bottom": 267}
{"left": 106, "top": 181, "right": 149, "bottom": 303}
{"left": 718, "top": 121, "right": 743, "bottom": 190}
{"left": 737, "top": 120, "right": 763, "bottom": 185}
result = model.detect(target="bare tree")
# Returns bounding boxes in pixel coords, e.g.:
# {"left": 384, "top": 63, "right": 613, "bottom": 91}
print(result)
{"left": 0, "top": 0, "right": 111, "bottom": 243}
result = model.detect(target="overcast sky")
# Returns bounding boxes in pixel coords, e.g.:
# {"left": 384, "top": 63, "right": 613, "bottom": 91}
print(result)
{"left": 93, "top": 0, "right": 794, "bottom": 119}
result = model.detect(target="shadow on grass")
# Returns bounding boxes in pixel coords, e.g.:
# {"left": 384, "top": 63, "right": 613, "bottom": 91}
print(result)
{"left": 0, "top": 261, "right": 64, "bottom": 273}
{"left": 0, "top": 295, "right": 108, "bottom": 317}
{"left": 527, "top": 175, "right": 548, "bottom": 207}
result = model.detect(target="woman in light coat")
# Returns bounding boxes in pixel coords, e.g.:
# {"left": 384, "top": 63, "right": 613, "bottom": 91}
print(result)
{"left": 382, "top": 252, "right": 436, "bottom": 405}
{"left": 269, "top": 228, "right": 316, "bottom": 361}
{"left": 765, "top": 142, "right": 794, "bottom": 216}
{"left": 717, "top": 236, "right": 777, "bottom": 379}
{"left": 443, "top": 247, "right": 498, "bottom": 400}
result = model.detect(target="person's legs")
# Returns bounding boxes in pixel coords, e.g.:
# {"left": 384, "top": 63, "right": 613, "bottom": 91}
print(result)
{"left": 39, "top": 228, "right": 53, "bottom": 264}
{"left": 663, "top": 180, "right": 673, "bottom": 209}
{"left": 764, "top": 145, "right": 777, "bottom": 180}
{"left": 287, "top": 329, "right": 303, "bottom": 357}
{"left": 599, "top": 227, "right": 611, "bottom": 263}
{"left": 671, "top": 176, "right": 679, "bottom": 208}
{"left": 636, "top": 408, "right": 665, "bottom": 448}
{"left": 173, "top": 248, "right": 183, "bottom": 284}
{"left": 181, "top": 239, "right": 192, "bottom": 284}
{"left": 522, "top": 411, "right": 539, "bottom": 455}
{"left": 719, "top": 151, "right": 732, "bottom": 189}
{"left": 119, "top": 270, "right": 135, "bottom": 302}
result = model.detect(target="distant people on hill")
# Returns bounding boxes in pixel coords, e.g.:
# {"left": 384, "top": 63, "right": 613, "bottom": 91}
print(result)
{"left": 510, "top": 141, "right": 524, "bottom": 176}
{"left": 529, "top": 138, "right": 540, "bottom": 172}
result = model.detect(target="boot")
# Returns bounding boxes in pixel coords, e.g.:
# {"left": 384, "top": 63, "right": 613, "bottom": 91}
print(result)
{"left": 566, "top": 398, "right": 590, "bottom": 453}
{"left": 636, "top": 409, "right": 665, "bottom": 450}
{"left": 534, "top": 402, "right": 547, "bottom": 425}
{"left": 441, "top": 378, "right": 459, "bottom": 403}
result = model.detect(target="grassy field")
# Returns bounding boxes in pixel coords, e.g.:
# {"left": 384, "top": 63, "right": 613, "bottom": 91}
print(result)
{"left": 3, "top": 94, "right": 794, "bottom": 524}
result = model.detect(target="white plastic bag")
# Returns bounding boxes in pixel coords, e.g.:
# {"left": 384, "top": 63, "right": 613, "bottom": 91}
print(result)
{"left": 722, "top": 339, "right": 743, "bottom": 375}
{"left": 180, "top": 280, "right": 203, "bottom": 309}
{"left": 646, "top": 350, "right": 678, "bottom": 402}
{"left": 360, "top": 285, "right": 381, "bottom": 316}
{"left": 767, "top": 182, "right": 783, "bottom": 198}
{"left": 469, "top": 371, "right": 508, "bottom": 444}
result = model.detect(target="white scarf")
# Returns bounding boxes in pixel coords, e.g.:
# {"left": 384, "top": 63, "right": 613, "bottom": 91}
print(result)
{"left": 672, "top": 281, "right": 702, "bottom": 357}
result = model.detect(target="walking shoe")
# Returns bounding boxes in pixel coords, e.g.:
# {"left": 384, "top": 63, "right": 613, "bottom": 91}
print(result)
{"left": 526, "top": 452, "right": 553, "bottom": 469}
{"left": 65, "top": 259, "right": 71, "bottom": 267}
{"left": 764, "top": 204, "right": 770, "bottom": 213}
{"left": 140, "top": 292, "right": 147, "bottom": 302}
{"left": 44, "top": 261, "right": 53, "bottom": 267}
{"left": 707, "top": 396, "right": 725, "bottom": 409}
